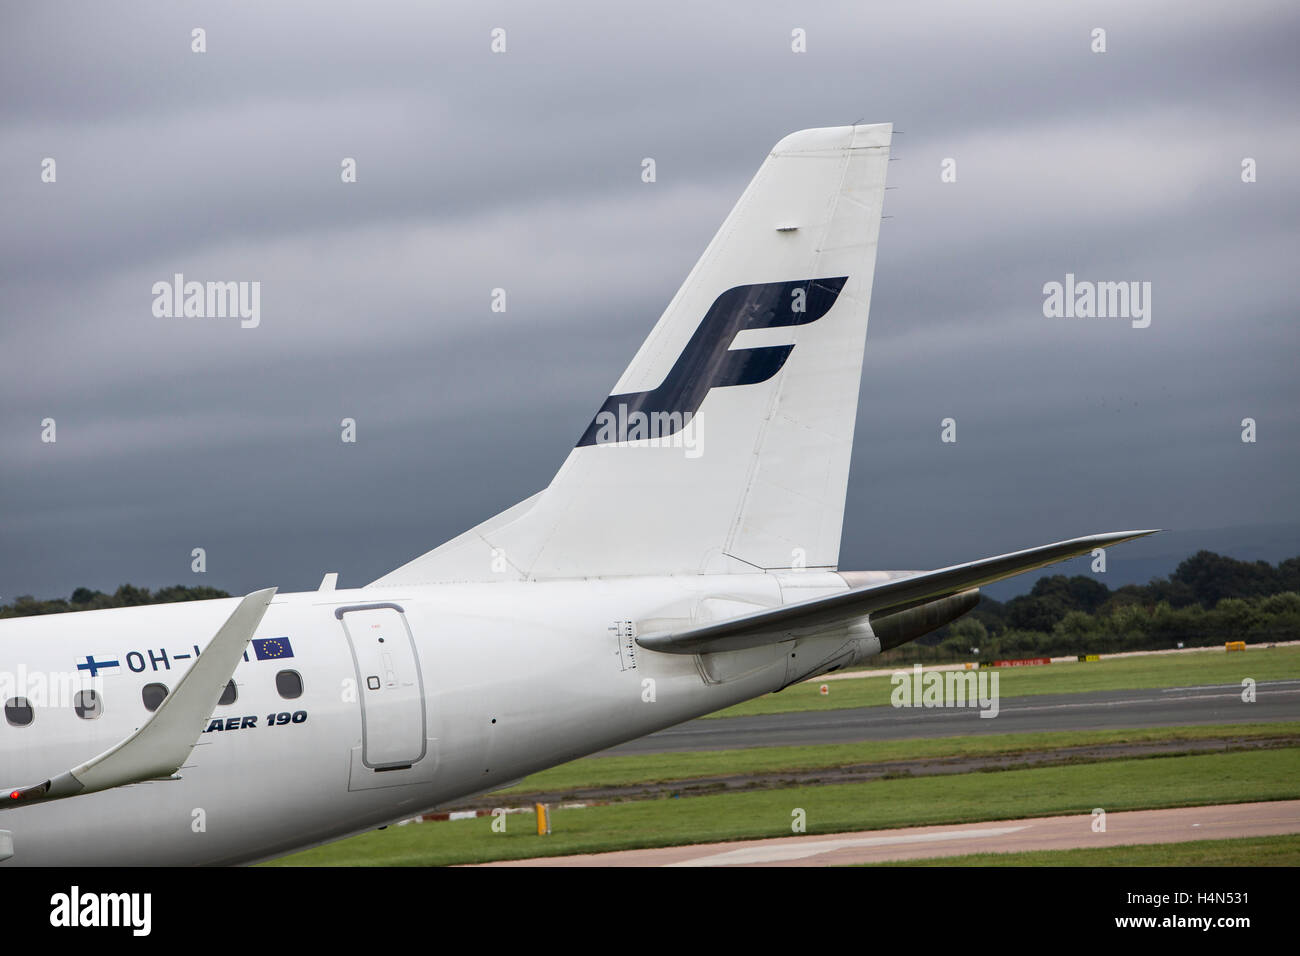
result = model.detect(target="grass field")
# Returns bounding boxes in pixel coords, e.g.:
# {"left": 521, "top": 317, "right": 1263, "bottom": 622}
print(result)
{"left": 497, "top": 721, "right": 1300, "bottom": 794}
{"left": 708, "top": 645, "right": 1300, "bottom": 719}
{"left": 868, "top": 833, "right": 1300, "bottom": 866}
{"left": 268, "top": 747, "right": 1300, "bottom": 866}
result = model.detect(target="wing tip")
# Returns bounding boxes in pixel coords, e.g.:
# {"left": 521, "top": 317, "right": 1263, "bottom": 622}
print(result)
{"left": 1079, "top": 528, "right": 1160, "bottom": 544}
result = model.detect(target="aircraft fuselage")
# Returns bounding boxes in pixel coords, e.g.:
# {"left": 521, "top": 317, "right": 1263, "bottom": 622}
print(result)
{"left": 0, "top": 572, "right": 870, "bottom": 865}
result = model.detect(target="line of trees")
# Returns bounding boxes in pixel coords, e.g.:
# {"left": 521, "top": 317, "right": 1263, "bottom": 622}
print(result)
{"left": 0, "top": 584, "right": 231, "bottom": 619}
{"left": 3, "top": 551, "right": 1297, "bottom": 662}
{"left": 885, "top": 550, "right": 1300, "bottom": 664}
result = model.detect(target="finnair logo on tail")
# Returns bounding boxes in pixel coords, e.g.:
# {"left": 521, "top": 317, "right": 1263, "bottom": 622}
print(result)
{"left": 577, "top": 277, "right": 847, "bottom": 448}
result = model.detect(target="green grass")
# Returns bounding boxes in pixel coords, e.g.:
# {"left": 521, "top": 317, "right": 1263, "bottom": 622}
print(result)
{"left": 497, "top": 722, "right": 1300, "bottom": 794}
{"left": 868, "top": 833, "right": 1300, "bottom": 866}
{"left": 267, "top": 747, "right": 1300, "bottom": 866}
{"left": 708, "top": 645, "right": 1300, "bottom": 719}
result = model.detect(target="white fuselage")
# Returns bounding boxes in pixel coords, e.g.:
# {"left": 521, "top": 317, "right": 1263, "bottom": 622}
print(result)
{"left": 0, "top": 571, "right": 877, "bottom": 865}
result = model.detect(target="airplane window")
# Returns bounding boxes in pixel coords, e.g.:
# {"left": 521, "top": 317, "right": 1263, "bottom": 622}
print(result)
{"left": 74, "top": 689, "right": 103, "bottom": 719}
{"left": 141, "top": 683, "right": 169, "bottom": 712}
{"left": 4, "top": 697, "right": 34, "bottom": 727}
{"left": 218, "top": 680, "right": 237, "bottom": 706}
{"left": 275, "top": 670, "right": 303, "bottom": 700}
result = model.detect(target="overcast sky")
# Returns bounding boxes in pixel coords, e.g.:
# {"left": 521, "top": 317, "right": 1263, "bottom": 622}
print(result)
{"left": 2, "top": 1, "right": 1297, "bottom": 601}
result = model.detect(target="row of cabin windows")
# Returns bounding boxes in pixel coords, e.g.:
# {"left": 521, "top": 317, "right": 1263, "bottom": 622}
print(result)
{"left": 2, "top": 670, "right": 303, "bottom": 726}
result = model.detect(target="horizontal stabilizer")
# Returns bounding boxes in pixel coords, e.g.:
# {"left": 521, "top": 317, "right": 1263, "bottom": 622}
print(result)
{"left": 3, "top": 587, "right": 276, "bottom": 809}
{"left": 636, "top": 530, "right": 1159, "bottom": 655}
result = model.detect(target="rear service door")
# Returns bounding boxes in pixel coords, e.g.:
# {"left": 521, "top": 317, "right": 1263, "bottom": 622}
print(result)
{"left": 337, "top": 604, "right": 427, "bottom": 769}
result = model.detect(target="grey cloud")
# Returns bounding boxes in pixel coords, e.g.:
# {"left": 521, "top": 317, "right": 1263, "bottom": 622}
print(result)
{"left": 2, "top": 0, "right": 1297, "bottom": 599}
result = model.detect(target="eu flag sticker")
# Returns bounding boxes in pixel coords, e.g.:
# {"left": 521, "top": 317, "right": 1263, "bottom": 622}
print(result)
{"left": 253, "top": 636, "right": 294, "bottom": 661}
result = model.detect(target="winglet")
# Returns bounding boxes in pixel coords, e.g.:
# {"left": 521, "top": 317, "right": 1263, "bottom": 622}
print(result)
{"left": 4, "top": 587, "right": 277, "bottom": 808}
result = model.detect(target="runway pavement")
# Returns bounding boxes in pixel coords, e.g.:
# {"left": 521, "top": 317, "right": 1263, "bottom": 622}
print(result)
{"left": 475, "top": 800, "right": 1300, "bottom": 867}
{"left": 596, "top": 680, "right": 1300, "bottom": 754}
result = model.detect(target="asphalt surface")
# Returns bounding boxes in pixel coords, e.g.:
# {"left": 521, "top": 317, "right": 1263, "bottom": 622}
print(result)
{"left": 478, "top": 800, "right": 1300, "bottom": 867}
{"left": 596, "top": 680, "right": 1300, "bottom": 755}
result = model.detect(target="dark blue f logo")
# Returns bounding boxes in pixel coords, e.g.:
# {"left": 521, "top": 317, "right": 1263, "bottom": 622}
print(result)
{"left": 577, "top": 276, "right": 847, "bottom": 447}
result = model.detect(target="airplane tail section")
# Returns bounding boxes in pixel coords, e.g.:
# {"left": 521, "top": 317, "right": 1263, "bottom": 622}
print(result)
{"left": 374, "top": 124, "right": 892, "bottom": 584}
